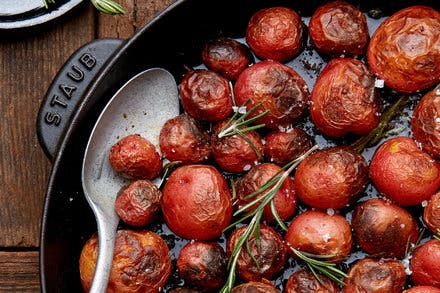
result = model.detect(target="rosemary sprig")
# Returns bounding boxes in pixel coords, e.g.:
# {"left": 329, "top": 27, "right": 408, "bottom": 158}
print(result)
{"left": 291, "top": 248, "right": 348, "bottom": 286}
{"left": 352, "top": 95, "right": 411, "bottom": 153}
{"left": 435, "top": 228, "right": 440, "bottom": 241}
{"left": 158, "top": 160, "right": 182, "bottom": 189}
{"left": 220, "top": 145, "right": 319, "bottom": 293}
{"left": 43, "top": 0, "right": 125, "bottom": 14}
{"left": 217, "top": 99, "right": 269, "bottom": 160}
{"left": 218, "top": 100, "right": 269, "bottom": 139}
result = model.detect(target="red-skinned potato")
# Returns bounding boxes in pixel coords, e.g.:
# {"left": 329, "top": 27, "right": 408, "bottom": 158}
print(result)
{"left": 411, "top": 87, "right": 440, "bottom": 159}
{"left": 246, "top": 7, "right": 304, "bottom": 62}
{"left": 226, "top": 224, "right": 287, "bottom": 282}
{"left": 285, "top": 269, "right": 339, "bottom": 293}
{"left": 159, "top": 114, "right": 211, "bottom": 164}
{"left": 293, "top": 146, "right": 369, "bottom": 209}
{"left": 234, "top": 60, "right": 309, "bottom": 129}
{"left": 115, "top": 180, "right": 161, "bottom": 227}
{"left": 264, "top": 128, "right": 313, "bottom": 166}
{"left": 351, "top": 198, "right": 419, "bottom": 258}
{"left": 231, "top": 281, "right": 281, "bottom": 293}
{"left": 211, "top": 119, "right": 264, "bottom": 173}
{"left": 79, "top": 230, "right": 171, "bottom": 293}
{"left": 369, "top": 136, "right": 440, "bottom": 206}
{"left": 308, "top": 1, "right": 369, "bottom": 56}
{"left": 423, "top": 191, "right": 440, "bottom": 234}
{"left": 236, "top": 163, "right": 297, "bottom": 222}
{"left": 403, "top": 286, "right": 440, "bottom": 293}
{"left": 161, "top": 165, "right": 232, "bottom": 240}
{"left": 202, "top": 38, "right": 253, "bottom": 80}
{"left": 109, "top": 134, "right": 162, "bottom": 180}
{"left": 177, "top": 241, "right": 227, "bottom": 292}
{"left": 310, "top": 58, "right": 381, "bottom": 137}
{"left": 179, "top": 69, "right": 233, "bottom": 121}
{"left": 410, "top": 239, "right": 440, "bottom": 287}
{"left": 367, "top": 6, "right": 440, "bottom": 93}
{"left": 342, "top": 258, "right": 406, "bottom": 293}
{"left": 285, "top": 210, "right": 353, "bottom": 262}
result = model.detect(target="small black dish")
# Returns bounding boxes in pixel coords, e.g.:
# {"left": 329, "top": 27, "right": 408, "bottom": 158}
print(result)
{"left": 0, "top": 0, "right": 83, "bottom": 33}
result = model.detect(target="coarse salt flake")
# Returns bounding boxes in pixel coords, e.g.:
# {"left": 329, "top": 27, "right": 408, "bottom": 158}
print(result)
{"left": 375, "top": 79, "right": 385, "bottom": 88}
{"left": 402, "top": 253, "right": 413, "bottom": 275}
{"left": 421, "top": 200, "right": 428, "bottom": 207}
{"left": 243, "top": 164, "right": 252, "bottom": 171}
{"left": 278, "top": 125, "right": 287, "bottom": 132}
{"left": 233, "top": 106, "right": 247, "bottom": 114}
{"left": 327, "top": 208, "right": 335, "bottom": 216}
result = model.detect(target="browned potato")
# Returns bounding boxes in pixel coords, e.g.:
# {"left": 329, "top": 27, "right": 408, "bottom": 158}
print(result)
{"left": 342, "top": 258, "right": 406, "bottom": 293}
{"left": 79, "top": 229, "right": 171, "bottom": 293}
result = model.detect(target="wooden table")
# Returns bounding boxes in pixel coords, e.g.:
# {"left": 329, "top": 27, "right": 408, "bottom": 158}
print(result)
{"left": 0, "top": 0, "right": 174, "bottom": 291}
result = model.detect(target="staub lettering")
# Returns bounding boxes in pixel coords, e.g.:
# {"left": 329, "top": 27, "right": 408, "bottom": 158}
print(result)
{"left": 44, "top": 112, "right": 62, "bottom": 126}
{"left": 59, "top": 84, "right": 77, "bottom": 99}
{"left": 50, "top": 94, "right": 67, "bottom": 108}
{"left": 44, "top": 52, "right": 97, "bottom": 126}
{"left": 67, "top": 65, "right": 84, "bottom": 82}
{"left": 80, "top": 53, "right": 96, "bottom": 70}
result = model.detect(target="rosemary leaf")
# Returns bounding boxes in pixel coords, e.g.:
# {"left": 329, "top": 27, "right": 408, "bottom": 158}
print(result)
{"left": 352, "top": 95, "right": 410, "bottom": 153}
{"left": 236, "top": 124, "right": 267, "bottom": 134}
{"left": 224, "top": 211, "right": 257, "bottom": 232}
{"left": 234, "top": 109, "right": 270, "bottom": 128}
{"left": 435, "top": 228, "right": 440, "bottom": 241}
{"left": 291, "top": 248, "right": 347, "bottom": 286}
{"left": 236, "top": 101, "right": 263, "bottom": 122}
{"left": 42, "top": 0, "right": 55, "bottom": 8}
{"left": 236, "top": 130, "right": 263, "bottom": 160}
{"left": 158, "top": 161, "right": 182, "bottom": 189}
{"left": 307, "top": 264, "right": 328, "bottom": 288}
{"left": 91, "top": 0, "right": 125, "bottom": 14}
{"left": 270, "top": 200, "right": 288, "bottom": 231}
{"left": 217, "top": 100, "right": 267, "bottom": 138}
{"left": 318, "top": 267, "right": 346, "bottom": 285}
{"left": 242, "top": 173, "right": 283, "bottom": 201}
{"left": 220, "top": 253, "right": 238, "bottom": 293}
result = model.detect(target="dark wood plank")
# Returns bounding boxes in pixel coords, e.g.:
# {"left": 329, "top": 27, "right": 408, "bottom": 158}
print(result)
{"left": 0, "top": 6, "right": 95, "bottom": 247}
{"left": 0, "top": 251, "right": 39, "bottom": 292}
{"left": 97, "top": 0, "right": 176, "bottom": 38}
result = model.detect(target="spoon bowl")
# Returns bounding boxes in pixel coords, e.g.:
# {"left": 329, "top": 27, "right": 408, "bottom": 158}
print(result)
{"left": 81, "top": 68, "right": 179, "bottom": 293}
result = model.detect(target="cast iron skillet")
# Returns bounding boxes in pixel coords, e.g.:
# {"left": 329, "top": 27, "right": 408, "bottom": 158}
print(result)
{"left": 37, "top": 0, "right": 438, "bottom": 292}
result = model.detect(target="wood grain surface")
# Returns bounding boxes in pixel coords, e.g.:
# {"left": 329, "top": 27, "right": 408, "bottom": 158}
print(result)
{"left": 0, "top": 0, "right": 173, "bottom": 290}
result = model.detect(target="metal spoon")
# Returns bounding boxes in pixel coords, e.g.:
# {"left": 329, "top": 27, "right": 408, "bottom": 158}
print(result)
{"left": 81, "top": 68, "right": 179, "bottom": 293}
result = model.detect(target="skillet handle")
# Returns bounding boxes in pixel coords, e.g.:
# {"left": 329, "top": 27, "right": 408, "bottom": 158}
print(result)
{"left": 37, "top": 38, "right": 124, "bottom": 161}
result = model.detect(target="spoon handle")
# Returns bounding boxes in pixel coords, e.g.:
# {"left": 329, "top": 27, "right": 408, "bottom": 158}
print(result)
{"left": 89, "top": 209, "right": 119, "bottom": 293}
